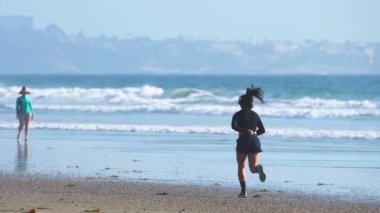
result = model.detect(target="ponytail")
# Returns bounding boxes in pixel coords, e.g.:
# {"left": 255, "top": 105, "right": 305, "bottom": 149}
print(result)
{"left": 246, "top": 84, "right": 264, "bottom": 104}
{"left": 238, "top": 84, "right": 264, "bottom": 108}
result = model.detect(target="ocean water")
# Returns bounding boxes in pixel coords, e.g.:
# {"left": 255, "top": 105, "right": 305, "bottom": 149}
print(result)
{"left": 0, "top": 74, "right": 379, "bottom": 201}
{"left": 1, "top": 75, "right": 379, "bottom": 136}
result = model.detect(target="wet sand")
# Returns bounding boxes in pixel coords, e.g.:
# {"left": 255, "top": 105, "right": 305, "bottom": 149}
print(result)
{"left": 0, "top": 174, "right": 379, "bottom": 213}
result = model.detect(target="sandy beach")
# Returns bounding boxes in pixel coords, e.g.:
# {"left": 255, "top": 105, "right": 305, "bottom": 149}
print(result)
{"left": 0, "top": 128, "right": 380, "bottom": 212}
{"left": 0, "top": 174, "right": 379, "bottom": 213}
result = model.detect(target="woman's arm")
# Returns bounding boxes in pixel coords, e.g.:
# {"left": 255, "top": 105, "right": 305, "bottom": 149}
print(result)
{"left": 231, "top": 114, "right": 251, "bottom": 134}
{"left": 29, "top": 97, "right": 33, "bottom": 120}
{"left": 256, "top": 116, "right": 265, "bottom": 135}
{"left": 16, "top": 98, "right": 21, "bottom": 116}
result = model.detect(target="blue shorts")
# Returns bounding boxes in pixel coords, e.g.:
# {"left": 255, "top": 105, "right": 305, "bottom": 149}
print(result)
{"left": 236, "top": 135, "right": 262, "bottom": 154}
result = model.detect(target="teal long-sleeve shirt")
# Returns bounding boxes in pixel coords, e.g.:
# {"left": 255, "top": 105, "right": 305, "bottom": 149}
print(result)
{"left": 16, "top": 95, "right": 33, "bottom": 115}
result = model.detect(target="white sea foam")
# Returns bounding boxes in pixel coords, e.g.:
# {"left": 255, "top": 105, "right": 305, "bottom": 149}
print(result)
{"left": 0, "top": 121, "right": 379, "bottom": 139}
{"left": 4, "top": 103, "right": 380, "bottom": 118}
{"left": 1, "top": 86, "right": 379, "bottom": 118}
{"left": 289, "top": 97, "right": 377, "bottom": 109}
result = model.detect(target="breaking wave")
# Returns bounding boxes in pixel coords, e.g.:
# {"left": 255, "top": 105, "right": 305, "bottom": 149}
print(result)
{"left": 1, "top": 86, "right": 379, "bottom": 118}
{"left": 0, "top": 121, "right": 379, "bottom": 140}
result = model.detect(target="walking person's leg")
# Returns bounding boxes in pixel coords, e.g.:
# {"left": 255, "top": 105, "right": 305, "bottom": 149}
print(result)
{"left": 17, "top": 115, "right": 25, "bottom": 141}
{"left": 236, "top": 151, "right": 248, "bottom": 197}
{"left": 24, "top": 114, "right": 31, "bottom": 141}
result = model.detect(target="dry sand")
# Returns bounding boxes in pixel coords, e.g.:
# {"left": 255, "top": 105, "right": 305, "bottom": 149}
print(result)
{"left": 0, "top": 174, "right": 379, "bottom": 213}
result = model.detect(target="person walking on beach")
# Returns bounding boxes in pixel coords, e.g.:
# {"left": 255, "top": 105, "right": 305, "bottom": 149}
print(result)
{"left": 231, "top": 85, "right": 266, "bottom": 198}
{"left": 16, "top": 86, "right": 33, "bottom": 142}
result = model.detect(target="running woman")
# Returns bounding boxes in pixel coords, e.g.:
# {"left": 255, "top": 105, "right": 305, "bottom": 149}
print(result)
{"left": 231, "top": 85, "right": 266, "bottom": 198}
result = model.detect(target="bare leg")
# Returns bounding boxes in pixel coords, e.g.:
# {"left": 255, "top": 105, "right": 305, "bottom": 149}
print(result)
{"left": 248, "top": 153, "right": 260, "bottom": 173}
{"left": 237, "top": 151, "right": 247, "bottom": 182}
{"left": 236, "top": 151, "right": 248, "bottom": 195}
{"left": 248, "top": 152, "right": 266, "bottom": 182}
{"left": 24, "top": 115, "right": 31, "bottom": 141}
{"left": 17, "top": 116, "right": 25, "bottom": 141}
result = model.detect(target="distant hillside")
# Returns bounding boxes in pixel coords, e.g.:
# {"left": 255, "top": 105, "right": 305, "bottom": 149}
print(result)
{"left": 0, "top": 22, "right": 379, "bottom": 74}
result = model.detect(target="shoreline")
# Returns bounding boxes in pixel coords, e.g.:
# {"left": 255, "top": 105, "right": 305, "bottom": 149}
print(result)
{"left": 0, "top": 174, "right": 379, "bottom": 213}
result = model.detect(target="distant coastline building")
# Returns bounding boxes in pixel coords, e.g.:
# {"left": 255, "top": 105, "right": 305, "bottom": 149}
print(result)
{"left": 0, "top": 16, "right": 33, "bottom": 32}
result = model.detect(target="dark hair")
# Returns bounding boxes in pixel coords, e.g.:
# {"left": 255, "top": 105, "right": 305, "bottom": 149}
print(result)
{"left": 238, "top": 84, "right": 264, "bottom": 109}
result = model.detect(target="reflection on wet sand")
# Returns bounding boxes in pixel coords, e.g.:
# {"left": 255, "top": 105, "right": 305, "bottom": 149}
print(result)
{"left": 16, "top": 141, "right": 29, "bottom": 173}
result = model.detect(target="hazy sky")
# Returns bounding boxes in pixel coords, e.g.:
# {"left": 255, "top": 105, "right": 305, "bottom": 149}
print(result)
{"left": 0, "top": 0, "right": 379, "bottom": 42}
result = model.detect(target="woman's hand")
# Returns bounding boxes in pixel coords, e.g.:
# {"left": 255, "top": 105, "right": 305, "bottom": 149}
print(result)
{"left": 247, "top": 129, "right": 257, "bottom": 135}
